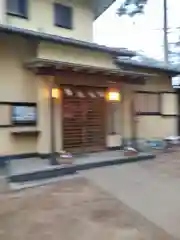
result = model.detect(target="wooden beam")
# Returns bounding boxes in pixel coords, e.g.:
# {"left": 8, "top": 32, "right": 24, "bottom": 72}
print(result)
{"left": 34, "top": 67, "right": 146, "bottom": 86}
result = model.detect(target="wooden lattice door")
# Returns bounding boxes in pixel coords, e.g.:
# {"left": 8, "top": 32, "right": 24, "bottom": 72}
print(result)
{"left": 62, "top": 87, "right": 106, "bottom": 153}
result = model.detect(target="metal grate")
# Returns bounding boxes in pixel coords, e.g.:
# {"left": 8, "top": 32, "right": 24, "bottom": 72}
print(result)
{"left": 62, "top": 87, "right": 106, "bottom": 153}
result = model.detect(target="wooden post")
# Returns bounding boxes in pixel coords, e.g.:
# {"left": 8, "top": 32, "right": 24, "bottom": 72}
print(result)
{"left": 49, "top": 76, "right": 58, "bottom": 165}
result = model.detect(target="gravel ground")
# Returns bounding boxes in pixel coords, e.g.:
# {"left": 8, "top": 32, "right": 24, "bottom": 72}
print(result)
{"left": 0, "top": 177, "right": 175, "bottom": 240}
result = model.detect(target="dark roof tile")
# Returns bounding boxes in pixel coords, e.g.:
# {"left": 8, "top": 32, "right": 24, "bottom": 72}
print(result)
{"left": 0, "top": 24, "right": 135, "bottom": 57}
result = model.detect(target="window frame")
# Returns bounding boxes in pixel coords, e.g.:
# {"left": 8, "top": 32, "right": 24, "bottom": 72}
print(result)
{"left": 54, "top": 3, "right": 73, "bottom": 29}
{"left": 6, "top": 0, "right": 28, "bottom": 19}
{"left": 135, "top": 91, "right": 161, "bottom": 116}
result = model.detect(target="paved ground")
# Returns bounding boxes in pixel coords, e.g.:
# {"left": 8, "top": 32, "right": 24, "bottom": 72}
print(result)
{"left": 139, "top": 152, "right": 180, "bottom": 178}
{"left": 0, "top": 176, "right": 174, "bottom": 240}
{"left": 0, "top": 168, "right": 7, "bottom": 193}
{"left": 81, "top": 152, "right": 180, "bottom": 239}
{"left": 1, "top": 152, "right": 180, "bottom": 239}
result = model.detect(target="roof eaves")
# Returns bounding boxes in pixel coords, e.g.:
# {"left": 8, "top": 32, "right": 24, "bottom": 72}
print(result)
{"left": 0, "top": 24, "right": 135, "bottom": 57}
{"left": 94, "top": 0, "right": 116, "bottom": 19}
{"left": 115, "top": 58, "right": 180, "bottom": 76}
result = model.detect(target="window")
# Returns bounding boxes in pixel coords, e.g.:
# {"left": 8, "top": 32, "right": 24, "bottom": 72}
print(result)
{"left": 54, "top": 3, "right": 72, "bottom": 29}
{"left": 135, "top": 92, "right": 160, "bottom": 114}
{"left": 7, "top": 0, "right": 28, "bottom": 18}
{"left": 161, "top": 93, "right": 178, "bottom": 116}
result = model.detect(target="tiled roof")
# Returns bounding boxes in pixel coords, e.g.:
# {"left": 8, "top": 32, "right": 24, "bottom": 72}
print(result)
{"left": 0, "top": 24, "right": 135, "bottom": 57}
{"left": 115, "top": 55, "right": 180, "bottom": 76}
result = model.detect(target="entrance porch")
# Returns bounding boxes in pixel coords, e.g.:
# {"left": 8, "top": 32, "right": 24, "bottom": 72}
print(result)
{"left": 25, "top": 58, "right": 155, "bottom": 159}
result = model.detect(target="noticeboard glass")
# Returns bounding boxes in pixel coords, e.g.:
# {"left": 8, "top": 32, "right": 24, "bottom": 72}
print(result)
{"left": 12, "top": 105, "right": 37, "bottom": 125}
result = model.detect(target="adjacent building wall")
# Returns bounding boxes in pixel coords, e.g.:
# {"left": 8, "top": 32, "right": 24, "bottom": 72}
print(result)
{"left": 121, "top": 75, "right": 177, "bottom": 140}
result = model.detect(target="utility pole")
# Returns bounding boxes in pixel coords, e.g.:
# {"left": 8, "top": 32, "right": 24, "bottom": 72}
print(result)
{"left": 163, "top": 0, "right": 169, "bottom": 64}
{"left": 117, "top": 0, "right": 169, "bottom": 64}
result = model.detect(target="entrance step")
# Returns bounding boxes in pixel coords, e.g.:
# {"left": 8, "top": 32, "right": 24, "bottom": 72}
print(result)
{"left": 74, "top": 152, "right": 155, "bottom": 171}
{"left": 7, "top": 152, "right": 155, "bottom": 186}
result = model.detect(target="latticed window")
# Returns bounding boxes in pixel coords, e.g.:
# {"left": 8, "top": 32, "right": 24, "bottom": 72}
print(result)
{"left": 135, "top": 92, "right": 160, "bottom": 114}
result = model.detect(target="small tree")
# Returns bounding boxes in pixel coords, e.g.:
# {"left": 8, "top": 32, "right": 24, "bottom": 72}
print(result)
{"left": 117, "top": 0, "right": 148, "bottom": 17}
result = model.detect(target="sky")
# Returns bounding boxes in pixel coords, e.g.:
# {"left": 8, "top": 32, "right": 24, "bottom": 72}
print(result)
{"left": 93, "top": 0, "right": 180, "bottom": 61}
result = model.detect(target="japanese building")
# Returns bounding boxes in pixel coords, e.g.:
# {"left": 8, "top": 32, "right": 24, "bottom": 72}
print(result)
{"left": 0, "top": 0, "right": 179, "bottom": 161}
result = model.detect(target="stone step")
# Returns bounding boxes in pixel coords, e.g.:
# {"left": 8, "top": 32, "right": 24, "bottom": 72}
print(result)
{"left": 9, "top": 174, "right": 79, "bottom": 191}
{"left": 8, "top": 153, "right": 155, "bottom": 185}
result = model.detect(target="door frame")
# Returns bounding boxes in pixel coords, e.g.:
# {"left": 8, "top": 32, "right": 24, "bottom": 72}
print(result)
{"left": 62, "top": 86, "right": 106, "bottom": 152}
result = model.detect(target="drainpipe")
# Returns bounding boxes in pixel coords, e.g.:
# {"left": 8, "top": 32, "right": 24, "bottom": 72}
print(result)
{"left": 121, "top": 86, "right": 125, "bottom": 148}
{"left": 131, "top": 94, "right": 138, "bottom": 149}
